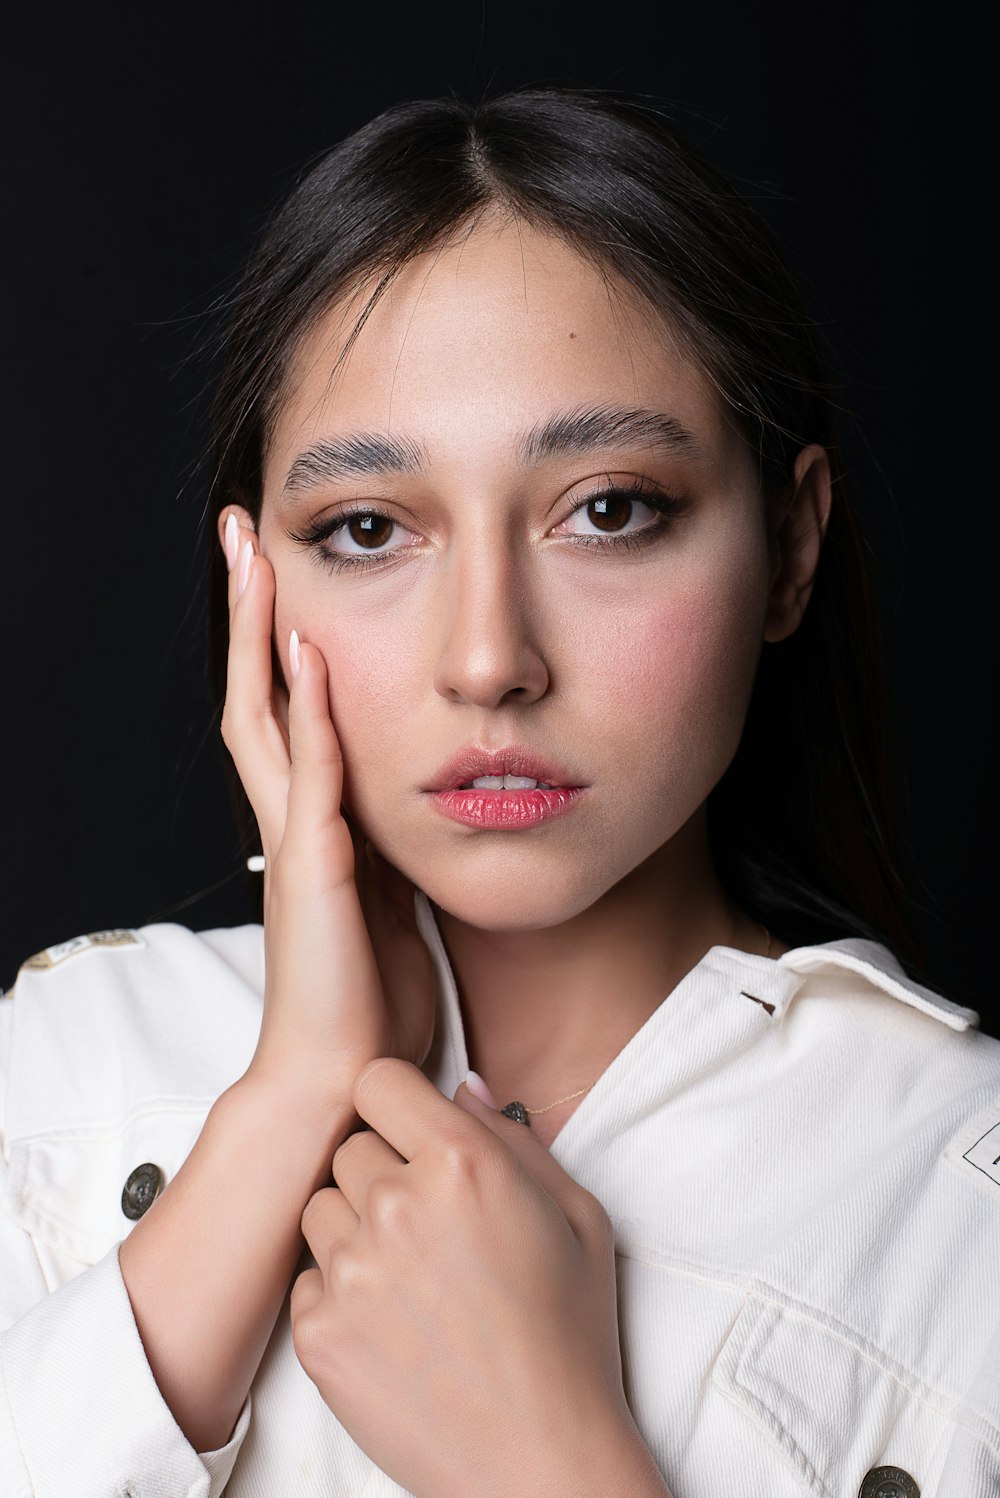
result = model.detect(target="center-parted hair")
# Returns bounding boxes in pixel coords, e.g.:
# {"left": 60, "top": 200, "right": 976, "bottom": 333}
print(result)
{"left": 207, "top": 85, "right": 924, "bottom": 973}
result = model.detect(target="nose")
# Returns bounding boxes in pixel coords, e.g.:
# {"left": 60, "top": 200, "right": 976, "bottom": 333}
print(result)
{"left": 432, "top": 540, "right": 550, "bottom": 709}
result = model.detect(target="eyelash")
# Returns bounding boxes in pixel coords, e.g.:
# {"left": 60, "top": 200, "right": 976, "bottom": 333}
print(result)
{"left": 287, "top": 477, "right": 688, "bottom": 576}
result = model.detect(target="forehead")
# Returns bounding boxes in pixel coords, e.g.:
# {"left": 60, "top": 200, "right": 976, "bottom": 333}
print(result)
{"left": 265, "top": 217, "right": 736, "bottom": 486}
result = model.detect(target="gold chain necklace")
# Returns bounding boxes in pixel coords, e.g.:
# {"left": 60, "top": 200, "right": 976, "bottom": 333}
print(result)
{"left": 500, "top": 922, "right": 773, "bottom": 1125}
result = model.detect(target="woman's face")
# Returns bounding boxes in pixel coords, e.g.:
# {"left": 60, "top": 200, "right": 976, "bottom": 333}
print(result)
{"left": 254, "top": 217, "right": 775, "bottom": 931}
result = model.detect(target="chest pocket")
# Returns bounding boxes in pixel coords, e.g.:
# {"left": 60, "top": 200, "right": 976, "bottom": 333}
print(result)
{"left": 2, "top": 1105, "right": 210, "bottom": 1282}
{"left": 712, "top": 1294, "right": 957, "bottom": 1498}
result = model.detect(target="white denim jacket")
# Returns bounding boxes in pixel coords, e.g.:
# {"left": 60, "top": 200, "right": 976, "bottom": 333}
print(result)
{"left": 1, "top": 893, "right": 998, "bottom": 1498}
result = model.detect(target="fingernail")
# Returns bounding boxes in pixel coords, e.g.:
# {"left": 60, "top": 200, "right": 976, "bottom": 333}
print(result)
{"left": 224, "top": 513, "right": 239, "bottom": 571}
{"left": 465, "top": 1070, "right": 497, "bottom": 1108}
{"left": 289, "top": 628, "right": 301, "bottom": 680}
{"left": 237, "top": 540, "right": 254, "bottom": 599}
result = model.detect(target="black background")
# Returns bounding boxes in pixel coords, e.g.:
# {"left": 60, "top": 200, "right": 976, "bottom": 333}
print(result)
{"left": 6, "top": 3, "right": 994, "bottom": 1033}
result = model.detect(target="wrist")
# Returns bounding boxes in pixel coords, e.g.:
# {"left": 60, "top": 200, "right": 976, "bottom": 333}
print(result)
{"left": 593, "top": 1417, "right": 673, "bottom": 1498}
{"left": 220, "top": 1068, "right": 359, "bottom": 1154}
{"left": 440, "top": 1403, "right": 671, "bottom": 1498}
{"left": 241, "top": 1028, "right": 395, "bottom": 1115}
{"left": 546, "top": 1414, "right": 672, "bottom": 1498}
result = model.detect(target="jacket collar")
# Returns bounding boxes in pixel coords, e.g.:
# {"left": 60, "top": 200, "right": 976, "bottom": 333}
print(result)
{"left": 2, "top": 904, "right": 976, "bottom": 1153}
{"left": 1, "top": 906, "right": 975, "bottom": 1264}
{"left": 414, "top": 892, "right": 979, "bottom": 1034}
{"left": 776, "top": 938, "right": 977, "bottom": 1030}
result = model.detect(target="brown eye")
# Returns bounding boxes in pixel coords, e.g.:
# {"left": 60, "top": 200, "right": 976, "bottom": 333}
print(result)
{"left": 562, "top": 488, "right": 663, "bottom": 538}
{"left": 346, "top": 513, "right": 395, "bottom": 549}
{"left": 556, "top": 484, "right": 687, "bottom": 555}
{"left": 288, "top": 505, "right": 419, "bottom": 574}
{"left": 586, "top": 493, "right": 634, "bottom": 532}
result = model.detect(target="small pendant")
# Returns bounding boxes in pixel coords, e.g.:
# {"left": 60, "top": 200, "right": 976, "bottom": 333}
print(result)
{"left": 500, "top": 1100, "right": 530, "bottom": 1126}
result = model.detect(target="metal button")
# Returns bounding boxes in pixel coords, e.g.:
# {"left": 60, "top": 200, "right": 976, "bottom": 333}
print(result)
{"left": 859, "top": 1466, "right": 921, "bottom": 1498}
{"left": 121, "top": 1163, "right": 164, "bottom": 1220}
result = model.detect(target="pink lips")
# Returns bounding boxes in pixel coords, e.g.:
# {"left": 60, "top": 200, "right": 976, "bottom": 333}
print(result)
{"left": 424, "top": 743, "right": 584, "bottom": 793}
{"left": 423, "top": 744, "right": 588, "bottom": 830}
{"left": 429, "top": 785, "right": 586, "bottom": 829}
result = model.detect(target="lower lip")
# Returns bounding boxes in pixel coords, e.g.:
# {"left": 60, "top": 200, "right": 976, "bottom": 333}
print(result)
{"left": 428, "top": 786, "right": 586, "bottom": 829}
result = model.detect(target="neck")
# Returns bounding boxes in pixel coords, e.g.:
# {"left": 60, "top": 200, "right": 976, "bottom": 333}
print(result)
{"left": 433, "top": 807, "right": 774, "bottom": 1117}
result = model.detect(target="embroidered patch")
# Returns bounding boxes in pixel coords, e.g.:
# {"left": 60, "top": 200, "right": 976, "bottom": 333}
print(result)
{"left": 943, "top": 1102, "right": 1000, "bottom": 1200}
{"left": 20, "top": 928, "right": 145, "bottom": 972}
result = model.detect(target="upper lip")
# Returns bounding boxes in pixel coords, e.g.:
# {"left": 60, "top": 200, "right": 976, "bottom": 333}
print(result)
{"left": 425, "top": 744, "right": 585, "bottom": 792}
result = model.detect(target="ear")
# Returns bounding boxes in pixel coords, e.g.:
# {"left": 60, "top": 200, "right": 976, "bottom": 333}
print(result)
{"left": 215, "top": 503, "right": 257, "bottom": 553}
{"left": 763, "top": 444, "right": 833, "bottom": 644}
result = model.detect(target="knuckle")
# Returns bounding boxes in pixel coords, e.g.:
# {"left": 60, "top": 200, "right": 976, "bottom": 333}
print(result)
{"left": 291, "top": 1307, "right": 329, "bottom": 1373}
{"left": 288, "top": 733, "right": 342, "bottom": 773}
{"left": 329, "top": 1244, "right": 367, "bottom": 1297}
{"left": 331, "top": 1130, "right": 366, "bottom": 1177}
{"left": 576, "top": 1187, "right": 613, "bottom": 1241}
{"left": 437, "top": 1136, "right": 484, "bottom": 1188}
{"left": 220, "top": 700, "right": 262, "bottom": 751}
{"left": 300, "top": 1188, "right": 329, "bottom": 1235}
{"left": 219, "top": 707, "right": 235, "bottom": 751}
{"left": 367, "top": 1179, "right": 411, "bottom": 1233}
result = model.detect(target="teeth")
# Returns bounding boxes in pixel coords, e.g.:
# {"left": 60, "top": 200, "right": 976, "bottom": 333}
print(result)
{"left": 462, "top": 775, "right": 555, "bottom": 790}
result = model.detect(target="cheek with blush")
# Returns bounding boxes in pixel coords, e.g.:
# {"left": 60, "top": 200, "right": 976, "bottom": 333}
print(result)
{"left": 594, "top": 567, "right": 766, "bottom": 800}
{"left": 316, "top": 628, "right": 416, "bottom": 818}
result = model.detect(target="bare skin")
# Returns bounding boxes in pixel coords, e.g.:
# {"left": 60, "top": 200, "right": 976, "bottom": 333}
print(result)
{"left": 116, "top": 213, "right": 828, "bottom": 1493}
{"left": 117, "top": 524, "right": 438, "bottom": 1456}
{"left": 240, "top": 215, "right": 821, "bottom": 1138}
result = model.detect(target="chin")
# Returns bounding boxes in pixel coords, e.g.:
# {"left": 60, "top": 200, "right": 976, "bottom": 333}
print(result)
{"left": 413, "top": 850, "right": 619, "bottom": 932}
{"left": 428, "top": 893, "right": 596, "bottom": 933}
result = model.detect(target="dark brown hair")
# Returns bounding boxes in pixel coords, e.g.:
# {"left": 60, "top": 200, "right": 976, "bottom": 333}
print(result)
{"left": 206, "top": 85, "right": 925, "bottom": 974}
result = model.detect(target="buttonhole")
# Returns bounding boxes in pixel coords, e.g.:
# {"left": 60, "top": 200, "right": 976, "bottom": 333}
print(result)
{"left": 741, "top": 991, "right": 775, "bottom": 1016}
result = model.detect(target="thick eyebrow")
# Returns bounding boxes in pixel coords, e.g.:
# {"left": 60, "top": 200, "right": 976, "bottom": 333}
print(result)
{"left": 279, "top": 404, "right": 699, "bottom": 500}
{"left": 519, "top": 404, "right": 700, "bottom": 465}
{"left": 282, "top": 431, "right": 426, "bottom": 495}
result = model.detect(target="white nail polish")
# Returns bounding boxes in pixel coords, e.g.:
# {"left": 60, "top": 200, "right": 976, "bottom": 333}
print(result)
{"left": 237, "top": 540, "right": 254, "bottom": 598}
{"left": 224, "top": 513, "right": 239, "bottom": 571}
{"left": 465, "top": 1070, "right": 497, "bottom": 1108}
{"left": 289, "top": 628, "right": 301, "bottom": 680}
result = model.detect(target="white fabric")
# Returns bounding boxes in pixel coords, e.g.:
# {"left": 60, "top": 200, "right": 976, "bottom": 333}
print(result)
{"left": 0, "top": 894, "right": 996, "bottom": 1497}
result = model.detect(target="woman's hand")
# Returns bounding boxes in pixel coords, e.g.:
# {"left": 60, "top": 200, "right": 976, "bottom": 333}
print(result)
{"left": 289, "top": 1059, "right": 668, "bottom": 1498}
{"left": 220, "top": 515, "right": 436, "bottom": 1103}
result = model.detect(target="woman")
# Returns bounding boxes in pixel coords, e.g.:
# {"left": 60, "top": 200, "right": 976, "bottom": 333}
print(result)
{"left": 1, "top": 88, "right": 997, "bottom": 1498}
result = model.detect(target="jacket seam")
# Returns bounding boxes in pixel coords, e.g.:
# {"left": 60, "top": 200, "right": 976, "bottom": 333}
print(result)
{"left": 713, "top": 1329, "right": 831, "bottom": 1498}
{"left": 613, "top": 1245, "right": 1000, "bottom": 1450}
{"left": 7, "top": 1098, "right": 217, "bottom": 1147}
{"left": 0, "top": 1338, "right": 33, "bottom": 1498}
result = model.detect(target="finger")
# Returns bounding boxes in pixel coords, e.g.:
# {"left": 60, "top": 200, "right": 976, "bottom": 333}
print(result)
{"left": 330, "top": 1128, "right": 407, "bottom": 1216}
{"left": 353, "top": 1060, "right": 602, "bottom": 1243}
{"left": 350, "top": 1056, "right": 565, "bottom": 1184}
{"left": 289, "top": 1264, "right": 324, "bottom": 1326}
{"left": 266, "top": 637, "right": 389, "bottom": 1072}
{"left": 451, "top": 1081, "right": 596, "bottom": 1231}
{"left": 269, "top": 634, "right": 292, "bottom": 740}
{"left": 300, "top": 1184, "right": 360, "bottom": 1259}
{"left": 351, "top": 1058, "right": 459, "bottom": 1163}
{"left": 281, "top": 638, "right": 350, "bottom": 865}
{"left": 220, "top": 527, "right": 291, "bottom": 847}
